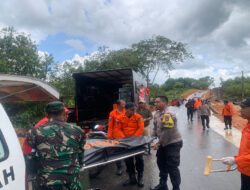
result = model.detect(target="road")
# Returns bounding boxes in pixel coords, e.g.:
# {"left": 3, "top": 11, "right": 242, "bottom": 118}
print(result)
{"left": 88, "top": 94, "right": 241, "bottom": 190}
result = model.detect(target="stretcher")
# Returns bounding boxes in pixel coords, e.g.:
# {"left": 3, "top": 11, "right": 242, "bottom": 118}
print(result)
{"left": 82, "top": 136, "right": 154, "bottom": 171}
{"left": 204, "top": 156, "right": 237, "bottom": 176}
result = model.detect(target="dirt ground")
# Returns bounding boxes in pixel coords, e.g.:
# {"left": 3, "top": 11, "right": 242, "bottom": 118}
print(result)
{"left": 199, "top": 90, "right": 247, "bottom": 131}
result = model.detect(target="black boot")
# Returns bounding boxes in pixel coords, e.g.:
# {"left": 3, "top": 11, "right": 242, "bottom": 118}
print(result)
{"left": 123, "top": 174, "right": 137, "bottom": 186}
{"left": 137, "top": 173, "right": 144, "bottom": 187}
{"left": 150, "top": 179, "right": 168, "bottom": 190}
{"left": 224, "top": 125, "right": 228, "bottom": 130}
{"left": 116, "top": 166, "right": 123, "bottom": 176}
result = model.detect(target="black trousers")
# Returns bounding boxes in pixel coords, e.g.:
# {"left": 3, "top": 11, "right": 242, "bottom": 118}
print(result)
{"left": 125, "top": 154, "right": 144, "bottom": 175}
{"left": 241, "top": 173, "right": 250, "bottom": 190}
{"left": 201, "top": 115, "right": 209, "bottom": 128}
{"left": 224, "top": 116, "right": 232, "bottom": 128}
{"left": 157, "top": 141, "right": 183, "bottom": 189}
{"left": 116, "top": 160, "right": 122, "bottom": 168}
{"left": 187, "top": 109, "right": 193, "bottom": 120}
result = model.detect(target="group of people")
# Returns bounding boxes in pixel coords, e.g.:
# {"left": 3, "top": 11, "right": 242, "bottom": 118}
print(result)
{"left": 185, "top": 97, "right": 250, "bottom": 189}
{"left": 22, "top": 95, "right": 250, "bottom": 190}
{"left": 107, "top": 97, "right": 182, "bottom": 190}
{"left": 185, "top": 97, "right": 234, "bottom": 131}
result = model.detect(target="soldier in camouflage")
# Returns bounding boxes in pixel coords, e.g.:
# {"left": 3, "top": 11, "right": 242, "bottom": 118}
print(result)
{"left": 26, "top": 101, "right": 85, "bottom": 190}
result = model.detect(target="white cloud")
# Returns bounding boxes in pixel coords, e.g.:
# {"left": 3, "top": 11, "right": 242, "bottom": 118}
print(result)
{"left": 65, "top": 39, "right": 85, "bottom": 51}
{"left": 0, "top": 0, "right": 250, "bottom": 85}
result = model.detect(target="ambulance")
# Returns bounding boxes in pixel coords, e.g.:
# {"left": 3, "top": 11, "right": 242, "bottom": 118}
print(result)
{"left": 0, "top": 74, "right": 59, "bottom": 190}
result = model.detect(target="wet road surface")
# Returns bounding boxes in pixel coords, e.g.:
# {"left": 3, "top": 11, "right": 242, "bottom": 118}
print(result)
{"left": 88, "top": 98, "right": 241, "bottom": 190}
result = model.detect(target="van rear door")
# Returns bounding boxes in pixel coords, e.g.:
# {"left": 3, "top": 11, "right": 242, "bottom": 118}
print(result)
{"left": 0, "top": 74, "right": 59, "bottom": 190}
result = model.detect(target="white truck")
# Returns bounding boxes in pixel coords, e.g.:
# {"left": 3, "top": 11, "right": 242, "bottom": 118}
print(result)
{"left": 0, "top": 74, "right": 59, "bottom": 190}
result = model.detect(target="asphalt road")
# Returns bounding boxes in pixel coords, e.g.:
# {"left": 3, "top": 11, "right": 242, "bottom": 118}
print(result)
{"left": 88, "top": 95, "right": 241, "bottom": 190}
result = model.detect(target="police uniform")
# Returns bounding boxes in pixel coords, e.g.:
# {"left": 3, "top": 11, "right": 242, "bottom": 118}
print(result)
{"left": 152, "top": 108, "right": 183, "bottom": 190}
{"left": 26, "top": 101, "right": 85, "bottom": 190}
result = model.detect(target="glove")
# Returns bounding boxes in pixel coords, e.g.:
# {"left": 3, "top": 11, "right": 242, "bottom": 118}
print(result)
{"left": 221, "top": 157, "right": 236, "bottom": 166}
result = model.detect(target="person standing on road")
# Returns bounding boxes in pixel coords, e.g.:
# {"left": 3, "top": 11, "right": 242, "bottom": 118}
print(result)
{"left": 221, "top": 98, "right": 250, "bottom": 190}
{"left": 26, "top": 101, "right": 85, "bottom": 190}
{"left": 185, "top": 99, "right": 194, "bottom": 121}
{"left": 107, "top": 99, "right": 126, "bottom": 175}
{"left": 151, "top": 96, "right": 183, "bottom": 190}
{"left": 117, "top": 102, "right": 145, "bottom": 188}
{"left": 222, "top": 100, "right": 234, "bottom": 130}
{"left": 136, "top": 100, "right": 153, "bottom": 136}
{"left": 198, "top": 100, "right": 211, "bottom": 130}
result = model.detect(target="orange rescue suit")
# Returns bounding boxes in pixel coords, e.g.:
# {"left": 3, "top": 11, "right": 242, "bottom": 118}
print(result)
{"left": 235, "top": 122, "right": 250, "bottom": 176}
{"left": 107, "top": 109, "right": 125, "bottom": 139}
{"left": 117, "top": 113, "right": 144, "bottom": 138}
{"left": 222, "top": 104, "right": 233, "bottom": 116}
{"left": 194, "top": 100, "right": 201, "bottom": 109}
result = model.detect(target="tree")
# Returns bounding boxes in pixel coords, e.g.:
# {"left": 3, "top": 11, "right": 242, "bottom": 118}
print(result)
{"left": 0, "top": 27, "right": 51, "bottom": 79}
{"left": 132, "top": 35, "right": 192, "bottom": 84}
{"left": 84, "top": 47, "right": 145, "bottom": 73}
{"left": 50, "top": 61, "right": 84, "bottom": 106}
{"left": 0, "top": 27, "right": 54, "bottom": 128}
{"left": 84, "top": 35, "right": 192, "bottom": 85}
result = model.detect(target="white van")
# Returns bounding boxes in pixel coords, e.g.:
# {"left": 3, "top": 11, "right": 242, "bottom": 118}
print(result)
{"left": 0, "top": 74, "right": 59, "bottom": 190}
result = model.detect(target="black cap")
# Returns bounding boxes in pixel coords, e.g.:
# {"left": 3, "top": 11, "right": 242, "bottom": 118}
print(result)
{"left": 235, "top": 98, "right": 250, "bottom": 108}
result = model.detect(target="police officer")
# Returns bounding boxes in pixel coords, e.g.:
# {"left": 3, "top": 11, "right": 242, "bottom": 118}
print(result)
{"left": 26, "top": 101, "right": 85, "bottom": 190}
{"left": 151, "top": 96, "right": 183, "bottom": 190}
{"left": 117, "top": 102, "right": 145, "bottom": 187}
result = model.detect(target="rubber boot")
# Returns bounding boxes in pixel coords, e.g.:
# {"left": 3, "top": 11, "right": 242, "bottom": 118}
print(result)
{"left": 123, "top": 174, "right": 137, "bottom": 186}
{"left": 137, "top": 173, "right": 144, "bottom": 187}
{"left": 229, "top": 125, "right": 232, "bottom": 130}
{"left": 224, "top": 125, "right": 228, "bottom": 130}
{"left": 150, "top": 179, "right": 168, "bottom": 190}
{"left": 116, "top": 166, "right": 122, "bottom": 176}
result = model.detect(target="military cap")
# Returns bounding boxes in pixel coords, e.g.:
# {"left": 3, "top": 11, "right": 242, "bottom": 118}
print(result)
{"left": 45, "top": 101, "right": 65, "bottom": 113}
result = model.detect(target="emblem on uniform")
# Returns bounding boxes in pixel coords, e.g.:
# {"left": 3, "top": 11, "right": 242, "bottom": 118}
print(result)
{"left": 162, "top": 113, "right": 174, "bottom": 128}
{"left": 109, "top": 117, "right": 112, "bottom": 122}
{"left": 138, "top": 118, "right": 142, "bottom": 123}
{"left": 116, "top": 120, "right": 119, "bottom": 125}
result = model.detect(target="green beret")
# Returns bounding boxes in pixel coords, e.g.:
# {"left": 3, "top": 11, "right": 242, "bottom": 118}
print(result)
{"left": 45, "top": 101, "right": 65, "bottom": 113}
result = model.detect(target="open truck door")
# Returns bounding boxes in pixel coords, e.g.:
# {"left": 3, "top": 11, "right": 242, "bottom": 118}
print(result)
{"left": 72, "top": 68, "right": 148, "bottom": 130}
{"left": 0, "top": 74, "right": 59, "bottom": 190}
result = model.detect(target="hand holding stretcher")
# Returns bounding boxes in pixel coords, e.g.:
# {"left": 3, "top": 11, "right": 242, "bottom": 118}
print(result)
{"left": 204, "top": 156, "right": 237, "bottom": 176}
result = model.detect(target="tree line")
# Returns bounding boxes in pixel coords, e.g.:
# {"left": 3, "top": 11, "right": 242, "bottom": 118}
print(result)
{"left": 221, "top": 77, "right": 250, "bottom": 101}
{"left": 0, "top": 27, "right": 192, "bottom": 128}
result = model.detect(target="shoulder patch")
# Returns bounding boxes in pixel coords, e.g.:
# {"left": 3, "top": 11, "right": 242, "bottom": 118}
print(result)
{"left": 109, "top": 117, "right": 112, "bottom": 122}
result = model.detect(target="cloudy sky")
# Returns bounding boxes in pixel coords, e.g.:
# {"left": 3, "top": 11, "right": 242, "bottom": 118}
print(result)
{"left": 1, "top": 0, "right": 250, "bottom": 86}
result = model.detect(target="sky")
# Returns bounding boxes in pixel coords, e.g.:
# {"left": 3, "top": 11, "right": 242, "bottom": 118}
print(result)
{"left": 0, "top": 0, "right": 250, "bottom": 86}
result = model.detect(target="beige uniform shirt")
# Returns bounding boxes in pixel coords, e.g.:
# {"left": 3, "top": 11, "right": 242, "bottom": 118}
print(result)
{"left": 152, "top": 108, "right": 182, "bottom": 147}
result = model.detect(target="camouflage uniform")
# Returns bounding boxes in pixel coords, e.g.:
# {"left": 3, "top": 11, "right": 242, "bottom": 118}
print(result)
{"left": 27, "top": 118, "right": 85, "bottom": 190}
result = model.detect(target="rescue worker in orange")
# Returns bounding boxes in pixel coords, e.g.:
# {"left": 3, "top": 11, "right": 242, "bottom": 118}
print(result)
{"left": 117, "top": 102, "right": 145, "bottom": 188}
{"left": 221, "top": 98, "right": 250, "bottom": 190}
{"left": 194, "top": 98, "right": 202, "bottom": 110}
{"left": 107, "top": 99, "right": 126, "bottom": 175}
{"left": 222, "top": 100, "right": 233, "bottom": 130}
{"left": 194, "top": 98, "right": 202, "bottom": 119}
